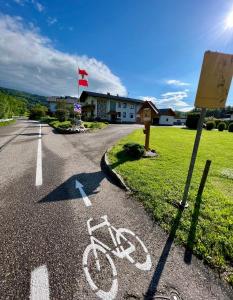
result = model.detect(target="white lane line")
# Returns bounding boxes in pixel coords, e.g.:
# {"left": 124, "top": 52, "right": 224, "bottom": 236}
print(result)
{"left": 30, "top": 265, "right": 50, "bottom": 300}
{"left": 75, "top": 180, "right": 92, "bottom": 206}
{"left": 35, "top": 124, "right": 42, "bottom": 186}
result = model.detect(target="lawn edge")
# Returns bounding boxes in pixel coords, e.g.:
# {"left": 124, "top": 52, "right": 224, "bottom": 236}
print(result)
{"left": 103, "top": 147, "right": 131, "bottom": 191}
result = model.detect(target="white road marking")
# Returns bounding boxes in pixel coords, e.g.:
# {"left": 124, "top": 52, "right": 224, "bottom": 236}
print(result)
{"left": 75, "top": 179, "right": 92, "bottom": 206}
{"left": 30, "top": 265, "right": 50, "bottom": 300}
{"left": 35, "top": 124, "right": 42, "bottom": 186}
{"left": 83, "top": 215, "right": 152, "bottom": 299}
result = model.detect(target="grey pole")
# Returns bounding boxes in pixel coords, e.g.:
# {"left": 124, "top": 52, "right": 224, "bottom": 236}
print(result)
{"left": 180, "top": 107, "right": 207, "bottom": 208}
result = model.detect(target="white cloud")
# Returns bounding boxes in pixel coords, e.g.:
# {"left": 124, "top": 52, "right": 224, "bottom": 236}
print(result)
{"left": 141, "top": 90, "right": 192, "bottom": 111}
{"left": 166, "top": 79, "right": 190, "bottom": 86}
{"left": 31, "top": 0, "right": 44, "bottom": 12}
{"left": 14, "top": 0, "right": 27, "bottom": 5}
{"left": 0, "top": 14, "right": 127, "bottom": 97}
{"left": 47, "top": 17, "right": 57, "bottom": 25}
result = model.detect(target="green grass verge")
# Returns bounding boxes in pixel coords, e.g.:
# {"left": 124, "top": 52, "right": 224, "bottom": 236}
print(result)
{"left": 0, "top": 119, "right": 16, "bottom": 127}
{"left": 108, "top": 127, "right": 233, "bottom": 284}
{"left": 83, "top": 121, "right": 108, "bottom": 130}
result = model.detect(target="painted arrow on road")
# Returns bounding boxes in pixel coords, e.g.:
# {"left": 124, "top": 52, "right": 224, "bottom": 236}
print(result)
{"left": 75, "top": 180, "right": 92, "bottom": 207}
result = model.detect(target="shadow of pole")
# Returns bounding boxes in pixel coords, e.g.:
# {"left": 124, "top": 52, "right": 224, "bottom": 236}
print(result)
{"left": 145, "top": 208, "right": 184, "bottom": 299}
{"left": 183, "top": 195, "right": 202, "bottom": 264}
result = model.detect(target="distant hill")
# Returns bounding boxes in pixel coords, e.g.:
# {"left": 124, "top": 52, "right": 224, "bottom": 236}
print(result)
{"left": 0, "top": 86, "right": 48, "bottom": 108}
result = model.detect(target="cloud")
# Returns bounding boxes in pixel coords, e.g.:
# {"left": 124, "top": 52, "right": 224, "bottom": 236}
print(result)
{"left": 31, "top": 0, "right": 44, "bottom": 12}
{"left": 0, "top": 14, "right": 127, "bottom": 97}
{"left": 166, "top": 79, "right": 190, "bottom": 86}
{"left": 141, "top": 90, "right": 193, "bottom": 111}
{"left": 47, "top": 17, "right": 57, "bottom": 25}
{"left": 13, "top": 0, "right": 26, "bottom": 5}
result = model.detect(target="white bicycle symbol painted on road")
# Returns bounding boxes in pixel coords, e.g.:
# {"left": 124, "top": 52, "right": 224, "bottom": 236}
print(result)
{"left": 83, "top": 215, "right": 152, "bottom": 300}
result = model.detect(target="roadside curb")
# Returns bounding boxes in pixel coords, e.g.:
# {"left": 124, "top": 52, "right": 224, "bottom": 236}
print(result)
{"left": 102, "top": 148, "right": 131, "bottom": 191}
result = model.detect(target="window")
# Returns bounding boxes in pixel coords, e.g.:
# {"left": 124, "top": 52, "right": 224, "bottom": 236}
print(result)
{"left": 166, "top": 118, "right": 169, "bottom": 122}
{"left": 123, "top": 103, "right": 127, "bottom": 108}
{"left": 118, "top": 102, "right": 121, "bottom": 108}
{"left": 117, "top": 112, "right": 121, "bottom": 118}
{"left": 130, "top": 104, "right": 134, "bottom": 109}
{"left": 130, "top": 113, "right": 134, "bottom": 119}
{"left": 123, "top": 112, "right": 126, "bottom": 118}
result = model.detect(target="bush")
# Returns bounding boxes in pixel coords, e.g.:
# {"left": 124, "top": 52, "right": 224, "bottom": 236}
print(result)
{"left": 123, "top": 143, "right": 144, "bottom": 159}
{"left": 218, "top": 122, "right": 226, "bottom": 131}
{"left": 206, "top": 121, "right": 215, "bottom": 131}
{"left": 55, "top": 109, "right": 69, "bottom": 122}
{"left": 29, "top": 104, "right": 48, "bottom": 120}
{"left": 228, "top": 123, "right": 233, "bottom": 132}
{"left": 186, "top": 113, "right": 200, "bottom": 129}
{"left": 40, "top": 116, "right": 58, "bottom": 124}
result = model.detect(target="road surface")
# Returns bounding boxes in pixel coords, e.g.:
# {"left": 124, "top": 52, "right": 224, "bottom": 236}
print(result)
{"left": 0, "top": 120, "right": 232, "bottom": 300}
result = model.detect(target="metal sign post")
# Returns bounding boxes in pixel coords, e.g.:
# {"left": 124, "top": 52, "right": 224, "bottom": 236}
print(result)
{"left": 180, "top": 50, "right": 233, "bottom": 209}
{"left": 179, "top": 108, "right": 206, "bottom": 208}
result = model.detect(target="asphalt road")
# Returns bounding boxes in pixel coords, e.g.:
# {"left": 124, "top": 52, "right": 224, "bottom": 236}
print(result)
{"left": 0, "top": 120, "right": 232, "bottom": 300}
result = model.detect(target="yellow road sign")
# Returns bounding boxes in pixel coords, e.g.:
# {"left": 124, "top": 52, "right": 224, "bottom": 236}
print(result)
{"left": 195, "top": 51, "right": 233, "bottom": 108}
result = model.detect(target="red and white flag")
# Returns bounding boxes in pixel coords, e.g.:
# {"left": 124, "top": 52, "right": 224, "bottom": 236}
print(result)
{"left": 78, "top": 69, "right": 88, "bottom": 76}
{"left": 78, "top": 68, "right": 88, "bottom": 87}
{"left": 78, "top": 79, "right": 88, "bottom": 87}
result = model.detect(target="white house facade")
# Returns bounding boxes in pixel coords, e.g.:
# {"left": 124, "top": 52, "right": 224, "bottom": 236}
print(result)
{"left": 158, "top": 109, "right": 176, "bottom": 126}
{"left": 80, "top": 91, "right": 144, "bottom": 123}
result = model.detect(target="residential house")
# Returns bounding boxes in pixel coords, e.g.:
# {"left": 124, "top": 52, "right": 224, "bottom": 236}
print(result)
{"left": 79, "top": 91, "right": 144, "bottom": 123}
{"left": 158, "top": 108, "right": 176, "bottom": 125}
{"left": 47, "top": 96, "right": 78, "bottom": 113}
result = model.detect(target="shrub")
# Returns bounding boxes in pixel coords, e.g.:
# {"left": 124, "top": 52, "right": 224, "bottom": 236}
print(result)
{"left": 186, "top": 113, "right": 200, "bottom": 129}
{"left": 218, "top": 122, "right": 226, "bottom": 131}
{"left": 206, "top": 121, "right": 215, "bottom": 131}
{"left": 228, "top": 123, "right": 233, "bottom": 132}
{"left": 40, "top": 116, "right": 58, "bottom": 124}
{"left": 55, "top": 109, "right": 69, "bottom": 122}
{"left": 29, "top": 104, "right": 48, "bottom": 120}
{"left": 123, "top": 143, "right": 144, "bottom": 159}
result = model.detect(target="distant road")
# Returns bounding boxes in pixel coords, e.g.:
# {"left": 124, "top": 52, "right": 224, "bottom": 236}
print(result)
{"left": 0, "top": 120, "right": 231, "bottom": 300}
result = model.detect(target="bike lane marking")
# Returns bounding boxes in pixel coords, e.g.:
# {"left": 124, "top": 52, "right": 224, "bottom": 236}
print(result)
{"left": 75, "top": 179, "right": 92, "bottom": 206}
{"left": 35, "top": 124, "right": 42, "bottom": 186}
{"left": 82, "top": 215, "right": 152, "bottom": 300}
{"left": 30, "top": 265, "right": 50, "bottom": 300}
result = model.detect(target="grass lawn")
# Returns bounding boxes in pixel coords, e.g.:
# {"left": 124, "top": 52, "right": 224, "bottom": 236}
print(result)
{"left": 0, "top": 119, "right": 15, "bottom": 126}
{"left": 108, "top": 127, "right": 233, "bottom": 284}
{"left": 83, "top": 121, "right": 108, "bottom": 130}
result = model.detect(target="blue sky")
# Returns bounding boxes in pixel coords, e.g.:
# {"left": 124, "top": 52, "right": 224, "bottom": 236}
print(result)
{"left": 0, "top": 0, "right": 233, "bottom": 110}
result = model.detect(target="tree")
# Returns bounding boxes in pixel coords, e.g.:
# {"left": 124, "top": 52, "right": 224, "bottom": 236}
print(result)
{"left": 186, "top": 112, "right": 200, "bottom": 129}
{"left": 29, "top": 104, "right": 48, "bottom": 120}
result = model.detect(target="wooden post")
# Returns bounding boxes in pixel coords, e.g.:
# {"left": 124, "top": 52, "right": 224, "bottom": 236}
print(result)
{"left": 144, "top": 122, "right": 150, "bottom": 151}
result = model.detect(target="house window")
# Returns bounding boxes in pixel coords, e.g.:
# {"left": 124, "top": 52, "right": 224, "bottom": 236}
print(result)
{"left": 117, "top": 112, "right": 121, "bottom": 118}
{"left": 123, "top": 112, "right": 126, "bottom": 118}
{"left": 166, "top": 118, "right": 169, "bottom": 122}
{"left": 118, "top": 102, "right": 121, "bottom": 108}
{"left": 130, "top": 113, "right": 134, "bottom": 119}
{"left": 123, "top": 103, "right": 127, "bottom": 108}
{"left": 130, "top": 104, "right": 134, "bottom": 109}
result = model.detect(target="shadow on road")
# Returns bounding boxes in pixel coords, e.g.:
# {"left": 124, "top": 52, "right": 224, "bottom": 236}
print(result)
{"left": 145, "top": 208, "right": 183, "bottom": 299}
{"left": 19, "top": 133, "right": 46, "bottom": 136}
{"left": 184, "top": 195, "right": 202, "bottom": 264}
{"left": 39, "top": 172, "right": 105, "bottom": 203}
